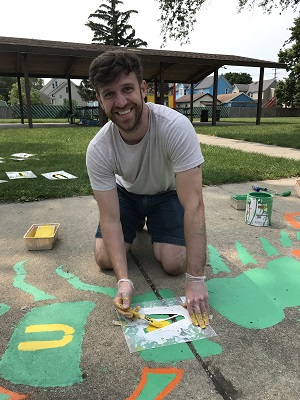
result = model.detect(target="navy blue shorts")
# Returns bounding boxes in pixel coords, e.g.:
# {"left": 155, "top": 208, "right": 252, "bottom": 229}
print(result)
{"left": 95, "top": 184, "right": 185, "bottom": 246}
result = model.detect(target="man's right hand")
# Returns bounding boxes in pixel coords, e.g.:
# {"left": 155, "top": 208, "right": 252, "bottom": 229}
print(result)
{"left": 114, "top": 280, "right": 134, "bottom": 318}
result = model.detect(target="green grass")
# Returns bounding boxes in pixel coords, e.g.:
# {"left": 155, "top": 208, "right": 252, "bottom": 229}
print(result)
{"left": 0, "top": 124, "right": 300, "bottom": 203}
{"left": 195, "top": 117, "right": 300, "bottom": 149}
{"left": 0, "top": 127, "right": 96, "bottom": 202}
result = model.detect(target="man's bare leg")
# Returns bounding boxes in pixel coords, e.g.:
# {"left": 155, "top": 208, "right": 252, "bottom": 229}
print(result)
{"left": 153, "top": 242, "right": 186, "bottom": 275}
{"left": 95, "top": 238, "right": 130, "bottom": 270}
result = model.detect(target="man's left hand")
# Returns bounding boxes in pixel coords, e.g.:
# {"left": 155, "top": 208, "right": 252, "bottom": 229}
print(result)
{"left": 185, "top": 279, "right": 209, "bottom": 329}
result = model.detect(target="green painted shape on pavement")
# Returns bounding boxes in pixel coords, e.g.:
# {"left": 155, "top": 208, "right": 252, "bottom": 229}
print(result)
{"left": 0, "top": 304, "right": 10, "bottom": 317}
{"left": 208, "top": 244, "right": 231, "bottom": 274}
{"left": 0, "top": 394, "right": 10, "bottom": 400}
{"left": 13, "top": 261, "right": 56, "bottom": 301}
{"left": 207, "top": 256, "right": 300, "bottom": 329}
{"left": 0, "top": 301, "right": 95, "bottom": 387}
{"left": 260, "top": 237, "right": 279, "bottom": 257}
{"left": 280, "top": 230, "right": 292, "bottom": 247}
{"left": 55, "top": 266, "right": 117, "bottom": 298}
{"left": 136, "top": 372, "right": 179, "bottom": 400}
{"left": 235, "top": 241, "right": 257, "bottom": 265}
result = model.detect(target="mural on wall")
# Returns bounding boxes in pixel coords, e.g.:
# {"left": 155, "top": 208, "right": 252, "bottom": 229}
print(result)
{"left": 0, "top": 217, "right": 299, "bottom": 398}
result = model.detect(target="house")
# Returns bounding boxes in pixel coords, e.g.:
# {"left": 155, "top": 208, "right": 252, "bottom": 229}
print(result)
{"left": 40, "top": 78, "right": 87, "bottom": 106}
{"left": 217, "top": 93, "right": 256, "bottom": 107}
{"left": 176, "top": 74, "right": 232, "bottom": 99}
{"left": 176, "top": 93, "right": 221, "bottom": 108}
{"left": 232, "top": 78, "right": 277, "bottom": 105}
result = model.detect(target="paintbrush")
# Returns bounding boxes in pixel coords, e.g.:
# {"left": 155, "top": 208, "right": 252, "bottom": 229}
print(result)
{"left": 252, "top": 185, "right": 291, "bottom": 197}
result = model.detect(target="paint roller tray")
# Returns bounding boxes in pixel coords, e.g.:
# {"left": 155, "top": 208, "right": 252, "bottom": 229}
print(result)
{"left": 24, "top": 223, "right": 60, "bottom": 250}
{"left": 230, "top": 194, "right": 247, "bottom": 210}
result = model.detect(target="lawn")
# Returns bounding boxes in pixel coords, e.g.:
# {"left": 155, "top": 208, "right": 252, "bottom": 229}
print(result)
{"left": 195, "top": 117, "right": 300, "bottom": 149}
{"left": 0, "top": 123, "right": 300, "bottom": 203}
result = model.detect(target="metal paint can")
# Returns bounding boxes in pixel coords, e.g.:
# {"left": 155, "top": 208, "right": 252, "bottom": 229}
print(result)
{"left": 245, "top": 192, "right": 273, "bottom": 226}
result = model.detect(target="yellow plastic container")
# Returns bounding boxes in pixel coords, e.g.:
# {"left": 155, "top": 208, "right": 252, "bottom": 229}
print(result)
{"left": 24, "top": 223, "right": 60, "bottom": 250}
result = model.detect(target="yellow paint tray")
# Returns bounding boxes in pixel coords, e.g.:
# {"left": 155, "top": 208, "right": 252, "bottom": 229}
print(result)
{"left": 24, "top": 223, "right": 60, "bottom": 250}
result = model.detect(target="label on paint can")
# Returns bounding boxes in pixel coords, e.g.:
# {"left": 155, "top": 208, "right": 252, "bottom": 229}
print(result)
{"left": 245, "top": 192, "right": 273, "bottom": 227}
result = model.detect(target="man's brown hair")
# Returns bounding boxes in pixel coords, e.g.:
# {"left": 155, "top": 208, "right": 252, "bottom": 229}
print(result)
{"left": 89, "top": 50, "right": 143, "bottom": 93}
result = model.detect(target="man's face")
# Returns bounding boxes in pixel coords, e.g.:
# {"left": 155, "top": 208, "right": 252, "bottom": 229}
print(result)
{"left": 97, "top": 72, "right": 147, "bottom": 134}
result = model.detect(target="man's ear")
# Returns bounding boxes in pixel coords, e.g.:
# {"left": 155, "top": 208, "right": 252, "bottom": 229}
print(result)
{"left": 141, "top": 80, "right": 147, "bottom": 98}
{"left": 96, "top": 94, "right": 104, "bottom": 110}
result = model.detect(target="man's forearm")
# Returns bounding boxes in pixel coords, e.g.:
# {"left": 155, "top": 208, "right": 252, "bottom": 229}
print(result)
{"left": 101, "top": 221, "right": 128, "bottom": 280}
{"left": 184, "top": 204, "right": 207, "bottom": 276}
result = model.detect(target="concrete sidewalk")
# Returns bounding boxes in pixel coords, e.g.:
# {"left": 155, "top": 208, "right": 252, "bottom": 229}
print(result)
{"left": 197, "top": 134, "right": 300, "bottom": 160}
{"left": 1, "top": 174, "right": 300, "bottom": 399}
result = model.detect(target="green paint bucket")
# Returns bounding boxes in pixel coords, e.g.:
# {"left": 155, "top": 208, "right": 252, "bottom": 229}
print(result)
{"left": 245, "top": 192, "right": 273, "bottom": 227}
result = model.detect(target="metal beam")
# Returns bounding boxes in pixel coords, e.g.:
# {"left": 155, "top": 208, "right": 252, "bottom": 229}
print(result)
{"left": 21, "top": 53, "right": 33, "bottom": 128}
{"left": 256, "top": 67, "right": 264, "bottom": 125}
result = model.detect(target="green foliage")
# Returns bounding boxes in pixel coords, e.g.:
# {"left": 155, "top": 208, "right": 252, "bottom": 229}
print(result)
{"left": 82, "top": 0, "right": 148, "bottom": 102}
{"left": 157, "top": 1, "right": 300, "bottom": 45}
{"left": 237, "top": 0, "right": 300, "bottom": 13}
{"left": 86, "top": 0, "right": 147, "bottom": 47}
{"left": 224, "top": 72, "right": 253, "bottom": 86}
{"left": 277, "top": 16, "right": 300, "bottom": 107}
{"left": 9, "top": 78, "right": 44, "bottom": 106}
{"left": 78, "top": 79, "right": 96, "bottom": 103}
{"left": 157, "top": 0, "right": 205, "bottom": 45}
{"left": 0, "top": 77, "right": 17, "bottom": 104}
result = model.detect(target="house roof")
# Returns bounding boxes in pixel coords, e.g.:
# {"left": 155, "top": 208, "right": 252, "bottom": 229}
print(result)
{"left": 0, "top": 36, "right": 286, "bottom": 84}
{"left": 176, "top": 93, "right": 212, "bottom": 103}
{"left": 247, "top": 78, "right": 277, "bottom": 93}
{"left": 194, "top": 74, "right": 232, "bottom": 90}
{"left": 233, "top": 83, "right": 249, "bottom": 92}
{"left": 217, "top": 93, "right": 254, "bottom": 103}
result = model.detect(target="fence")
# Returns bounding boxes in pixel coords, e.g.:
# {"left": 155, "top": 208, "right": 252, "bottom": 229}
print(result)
{"left": 2, "top": 104, "right": 300, "bottom": 121}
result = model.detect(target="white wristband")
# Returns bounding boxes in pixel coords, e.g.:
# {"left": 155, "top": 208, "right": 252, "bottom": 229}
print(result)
{"left": 117, "top": 278, "right": 134, "bottom": 289}
{"left": 186, "top": 273, "right": 206, "bottom": 282}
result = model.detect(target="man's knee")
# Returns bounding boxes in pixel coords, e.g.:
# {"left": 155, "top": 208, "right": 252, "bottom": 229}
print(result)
{"left": 94, "top": 238, "right": 131, "bottom": 270}
{"left": 153, "top": 243, "right": 186, "bottom": 275}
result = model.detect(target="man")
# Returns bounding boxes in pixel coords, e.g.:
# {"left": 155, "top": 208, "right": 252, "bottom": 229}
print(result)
{"left": 86, "top": 49, "right": 209, "bottom": 328}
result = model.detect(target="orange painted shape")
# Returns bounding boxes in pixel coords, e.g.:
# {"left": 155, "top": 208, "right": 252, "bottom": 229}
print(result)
{"left": 284, "top": 212, "right": 300, "bottom": 229}
{"left": 0, "top": 386, "right": 30, "bottom": 399}
{"left": 292, "top": 249, "right": 300, "bottom": 258}
{"left": 126, "top": 367, "right": 183, "bottom": 400}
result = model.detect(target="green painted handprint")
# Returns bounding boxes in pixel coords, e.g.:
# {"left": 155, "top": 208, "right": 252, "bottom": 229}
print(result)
{"left": 207, "top": 230, "right": 300, "bottom": 329}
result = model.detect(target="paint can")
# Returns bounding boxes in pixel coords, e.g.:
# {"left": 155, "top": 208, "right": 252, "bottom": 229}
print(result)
{"left": 245, "top": 192, "right": 273, "bottom": 227}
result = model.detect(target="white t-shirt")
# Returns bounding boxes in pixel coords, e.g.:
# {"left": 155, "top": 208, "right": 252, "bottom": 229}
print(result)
{"left": 86, "top": 102, "right": 204, "bottom": 195}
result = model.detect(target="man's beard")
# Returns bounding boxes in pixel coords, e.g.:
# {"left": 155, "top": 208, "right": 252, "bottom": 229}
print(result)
{"left": 108, "top": 96, "right": 144, "bottom": 134}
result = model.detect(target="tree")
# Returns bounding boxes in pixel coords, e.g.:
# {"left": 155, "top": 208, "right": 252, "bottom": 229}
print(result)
{"left": 157, "top": 0, "right": 300, "bottom": 45}
{"left": 277, "top": 15, "right": 300, "bottom": 107}
{"left": 9, "top": 78, "right": 44, "bottom": 105}
{"left": 0, "top": 77, "right": 17, "bottom": 104}
{"left": 224, "top": 72, "right": 253, "bottom": 86}
{"left": 85, "top": 0, "right": 147, "bottom": 47}
{"left": 79, "top": 0, "right": 148, "bottom": 102}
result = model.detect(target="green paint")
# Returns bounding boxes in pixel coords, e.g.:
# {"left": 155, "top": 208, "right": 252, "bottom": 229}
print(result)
{"left": 207, "top": 256, "right": 300, "bottom": 329}
{"left": 235, "top": 241, "right": 257, "bottom": 265}
{"left": 280, "top": 230, "right": 292, "bottom": 247}
{"left": 140, "top": 343, "right": 194, "bottom": 363}
{"left": 0, "top": 304, "right": 10, "bottom": 317}
{"left": 0, "top": 394, "right": 10, "bottom": 400}
{"left": 208, "top": 244, "right": 231, "bottom": 274}
{"left": 13, "top": 261, "right": 56, "bottom": 301}
{"left": 136, "top": 372, "right": 179, "bottom": 400}
{"left": 297, "top": 232, "right": 300, "bottom": 241}
{"left": 192, "top": 338, "right": 222, "bottom": 358}
{"left": 0, "top": 301, "right": 95, "bottom": 387}
{"left": 260, "top": 237, "right": 279, "bottom": 257}
{"left": 55, "top": 266, "right": 117, "bottom": 298}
